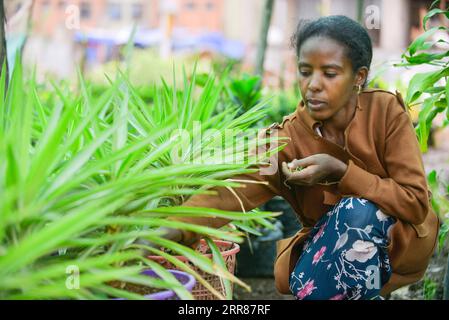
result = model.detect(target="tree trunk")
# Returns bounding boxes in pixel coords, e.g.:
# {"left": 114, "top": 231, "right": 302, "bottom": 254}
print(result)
{"left": 0, "top": 0, "right": 8, "bottom": 84}
{"left": 20, "top": 0, "right": 36, "bottom": 59}
{"left": 357, "top": 0, "right": 365, "bottom": 24}
{"left": 255, "top": 0, "right": 274, "bottom": 77}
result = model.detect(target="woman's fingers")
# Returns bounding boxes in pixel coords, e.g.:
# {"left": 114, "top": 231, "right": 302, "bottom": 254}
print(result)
{"left": 282, "top": 162, "right": 317, "bottom": 186}
{"left": 292, "top": 167, "right": 316, "bottom": 185}
{"left": 283, "top": 154, "right": 335, "bottom": 187}
{"left": 287, "top": 155, "right": 318, "bottom": 170}
{"left": 282, "top": 162, "right": 293, "bottom": 179}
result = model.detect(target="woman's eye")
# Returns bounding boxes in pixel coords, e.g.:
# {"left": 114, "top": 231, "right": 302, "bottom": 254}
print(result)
{"left": 325, "top": 73, "right": 337, "bottom": 78}
{"left": 299, "top": 70, "right": 311, "bottom": 77}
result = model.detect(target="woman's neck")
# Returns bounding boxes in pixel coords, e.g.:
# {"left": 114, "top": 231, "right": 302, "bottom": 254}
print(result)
{"left": 322, "top": 94, "right": 358, "bottom": 135}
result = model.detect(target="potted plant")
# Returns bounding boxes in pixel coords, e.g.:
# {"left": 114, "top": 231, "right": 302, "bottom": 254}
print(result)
{"left": 148, "top": 239, "right": 241, "bottom": 300}
{"left": 0, "top": 59, "right": 280, "bottom": 299}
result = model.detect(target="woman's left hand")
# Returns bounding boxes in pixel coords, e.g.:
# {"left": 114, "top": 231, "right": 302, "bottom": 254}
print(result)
{"left": 281, "top": 153, "right": 348, "bottom": 187}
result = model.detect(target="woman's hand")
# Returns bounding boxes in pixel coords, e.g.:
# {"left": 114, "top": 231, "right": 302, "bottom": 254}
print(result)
{"left": 281, "top": 153, "right": 348, "bottom": 187}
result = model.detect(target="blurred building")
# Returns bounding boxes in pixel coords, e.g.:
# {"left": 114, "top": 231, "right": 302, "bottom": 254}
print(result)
{"left": 5, "top": 0, "right": 448, "bottom": 85}
{"left": 247, "top": 0, "right": 446, "bottom": 87}
{"left": 30, "top": 0, "right": 159, "bottom": 33}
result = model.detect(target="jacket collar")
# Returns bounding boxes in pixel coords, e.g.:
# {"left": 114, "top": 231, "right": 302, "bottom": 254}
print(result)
{"left": 296, "top": 93, "right": 364, "bottom": 134}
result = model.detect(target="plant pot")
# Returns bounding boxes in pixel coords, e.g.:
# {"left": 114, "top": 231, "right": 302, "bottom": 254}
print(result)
{"left": 148, "top": 239, "right": 240, "bottom": 300}
{"left": 113, "top": 269, "right": 196, "bottom": 300}
{"left": 235, "top": 220, "right": 283, "bottom": 277}
{"left": 235, "top": 197, "right": 301, "bottom": 277}
{"left": 264, "top": 196, "right": 302, "bottom": 238}
{"left": 143, "top": 269, "right": 196, "bottom": 300}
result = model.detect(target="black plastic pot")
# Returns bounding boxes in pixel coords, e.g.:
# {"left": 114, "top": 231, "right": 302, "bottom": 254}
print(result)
{"left": 235, "top": 197, "right": 302, "bottom": 277}
{"left": 264, "top": 196, "right": 302, "bottom": 238}
{"left": 235, "top": 220, "right": 283, "bottom": 277}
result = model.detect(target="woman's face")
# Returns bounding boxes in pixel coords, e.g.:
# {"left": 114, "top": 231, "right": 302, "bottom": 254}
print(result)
{"left": 297, "top": 36, "right": 366, "bottom": 122}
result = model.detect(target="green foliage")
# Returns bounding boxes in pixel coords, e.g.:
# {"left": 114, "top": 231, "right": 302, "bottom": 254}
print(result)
{"left": 227, "top": 73, "right": 263, "bottom": 115}
{"left": 423, "top": 277, "right": 438, "bottom": 300}
{"left": 0, "top": 56, "right": 280, "bottom": 299}
{"left": 263, "top": 87, "right": 301, "bottom": 127}
{"left": 87, "top": 49, "right": 212, "bottom": 87}
{"left": 398, "top": 7, "right": 449, "bottom": 153}
{"left": 427, "top": 171, "right": 449, "bottom": 250}
{"left": 399, "top": 2, "right": 449, "bottom": 263}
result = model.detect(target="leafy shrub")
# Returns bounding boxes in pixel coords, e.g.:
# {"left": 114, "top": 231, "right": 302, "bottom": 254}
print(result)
{"left": 0, "top": 58, "right": 280, "bottom": 299}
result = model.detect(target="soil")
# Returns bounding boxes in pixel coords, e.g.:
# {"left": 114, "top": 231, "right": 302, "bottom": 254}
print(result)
{"left": 233, "top": 278, "right": 294, "bottom": 300}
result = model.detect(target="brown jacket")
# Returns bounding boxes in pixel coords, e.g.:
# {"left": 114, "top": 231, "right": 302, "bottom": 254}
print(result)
{"left": 173, "top": 89, "right": 440, "bottom": 296}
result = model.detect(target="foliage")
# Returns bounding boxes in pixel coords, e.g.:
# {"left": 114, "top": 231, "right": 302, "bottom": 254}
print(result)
{"left": 87, "top": 49, "right": 212, "bottom": 87}
{"left": 263, "top": 86, "right": 301, "bottom": 127}
{"left": 397, "top": 4, "right": 449, "bottom": 153}
{"left": 398, "top": 3, "right": 449, "bottom": 300}
{"left": 427, "top": 170, "right": 449, "bottom": 251}
{"left": 423, "top": 277, "right": 438, "bottom": 300}
{"left": 398, "top": 4, "right": 449, "bottom": 247}
{"left": 226, "top": 73, "right": 263, "bottom": 115}
{"left": 0, "top": 56, "right": 281, "bottom": 299}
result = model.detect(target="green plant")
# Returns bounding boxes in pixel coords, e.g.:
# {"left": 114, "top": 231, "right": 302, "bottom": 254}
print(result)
{"left": 263, "top": 87, "right": 301, "bottom": 127}
{"left": 131, "top": 67, "right": 286, "bottom": 299}
{"left": 87, "top": 49, "right": 212, "bottom": 88}
{"left": 397, "top": 1, "right": 449, "bottom": 300}
{"left": 227, "top": 73, "right": 263, "bottom": 115}
{"left": 397, "top": 3, "right": 449, "bottom": 153}
{"left": 427, "top": 171, "right": 449, "bottom": 251}
{"left": 423, "top": 277, "right": 438, "bottom": 300}
{"left": 0, "top": 57, "right": 281, "bottom": 299}
{"left": 398, "top": 2, "right": 449, "bottom": 230}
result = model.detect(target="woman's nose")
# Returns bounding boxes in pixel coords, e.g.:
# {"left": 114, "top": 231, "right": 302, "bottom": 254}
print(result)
{"left": 308, "top": 74, "right": 322, "bottom": 92}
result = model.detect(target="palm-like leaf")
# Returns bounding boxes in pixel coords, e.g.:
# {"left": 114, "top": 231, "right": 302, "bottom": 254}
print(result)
{"left": 0, "top": 58, "right": 281, "bottom": 299}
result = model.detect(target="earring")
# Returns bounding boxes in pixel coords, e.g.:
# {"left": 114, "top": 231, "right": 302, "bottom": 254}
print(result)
{"left": 355, "top": 84, "right": 362, "bottom": 94}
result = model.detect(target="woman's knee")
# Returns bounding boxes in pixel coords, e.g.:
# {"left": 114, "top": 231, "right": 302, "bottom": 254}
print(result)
{"left": 336, "top": 197, "right": 384, "bottom": 230}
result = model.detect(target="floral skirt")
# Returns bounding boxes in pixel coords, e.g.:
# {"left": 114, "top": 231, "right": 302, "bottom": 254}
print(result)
{"left": 289, "top": 197, "right": 396, "bottom": 300}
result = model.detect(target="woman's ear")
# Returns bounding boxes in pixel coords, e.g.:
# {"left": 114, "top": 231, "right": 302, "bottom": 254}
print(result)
{"left": 355, "top": 67, "right": 369, "bottom": 86}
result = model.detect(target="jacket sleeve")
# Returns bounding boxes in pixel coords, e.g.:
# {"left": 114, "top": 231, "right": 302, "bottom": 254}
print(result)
{"left": 337, "top": 98, "right": 430, "bottom": 225}
{"left": 169, "top": 125, "right": 289, "bottom": 244}
{"left": 169, "top": 169, "right": 281, "bottom": 244}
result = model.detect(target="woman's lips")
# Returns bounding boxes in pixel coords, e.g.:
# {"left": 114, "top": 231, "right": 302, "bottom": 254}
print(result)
{"left": 307, "top": 99, "right": 327, "bottom": 111}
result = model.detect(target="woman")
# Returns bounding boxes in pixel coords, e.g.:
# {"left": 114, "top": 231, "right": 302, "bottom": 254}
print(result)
{"left": 160, "top": 15, "right": 439, "bottom": 300}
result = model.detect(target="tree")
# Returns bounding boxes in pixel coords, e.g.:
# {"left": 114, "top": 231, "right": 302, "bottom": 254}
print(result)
{"left": 357, "top": 0, "right": 365, "bottom": 24}
{"left": 0, "top": 0, "right": 8, "bottom": 83}
{"left": 255, "top": 0, "right": 274, "bottom": 77}
{"left": 20, "top": 0, "right": 36, "bottom": 59}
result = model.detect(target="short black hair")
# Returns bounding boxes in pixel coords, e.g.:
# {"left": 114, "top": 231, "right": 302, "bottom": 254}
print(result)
{"left": 292, "top": 15, "right": 372, "bottom": 84}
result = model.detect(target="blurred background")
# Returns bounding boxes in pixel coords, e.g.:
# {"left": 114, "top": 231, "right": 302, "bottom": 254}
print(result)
{"left": 3, "top": 0, "right": 448, "bottom": 88}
